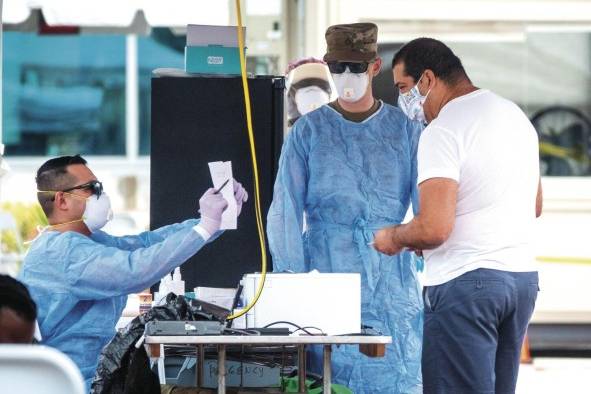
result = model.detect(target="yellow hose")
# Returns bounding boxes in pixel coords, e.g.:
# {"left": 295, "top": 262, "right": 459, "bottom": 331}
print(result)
{"left": 227, "top": 0, "right": 267, "bottom": 320}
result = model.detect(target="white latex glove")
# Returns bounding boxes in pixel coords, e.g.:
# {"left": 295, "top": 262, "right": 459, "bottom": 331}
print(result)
{"left": 233, "top": 179, "right": 248, "bottom": 217}
{"left": 198, "top": 188, "right": 228, "bottom": 234}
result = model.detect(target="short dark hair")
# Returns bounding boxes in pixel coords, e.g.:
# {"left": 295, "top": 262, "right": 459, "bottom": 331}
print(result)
{"left": 36, "top": 155, "right": 87, "bottom": 217}
{"left": 0, "top": 274, "right": 37, "bottom": 323}
{"left": 392, "top": 38, "right": 470, "bottom": 85}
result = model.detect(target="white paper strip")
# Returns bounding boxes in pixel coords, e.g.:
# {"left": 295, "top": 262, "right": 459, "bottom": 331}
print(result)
{"left": 208, "top": 161, "right": 237, "bottom": 230}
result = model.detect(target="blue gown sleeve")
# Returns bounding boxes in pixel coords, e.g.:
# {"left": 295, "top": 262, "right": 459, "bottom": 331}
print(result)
{"left": 266, "top": 124, "right": 309, "bottom": 272}
{"left": 407, "top": 119, "right": 424, "bottom": 216}
{"left": 90, "top": 219, "right": 200, "bottom": 251}
{"left": 407, "top": 119, "right": 425, "bottom": 272}
{"left": 63, "top": 225, "right": 210, "bottom": 299}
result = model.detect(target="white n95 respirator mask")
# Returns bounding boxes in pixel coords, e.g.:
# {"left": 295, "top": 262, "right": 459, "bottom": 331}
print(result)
{"left": 83, "top": 193, "right": 113, "bottom": 232}
{"left": 332, "top": 70, "right": 369, "bottom": 103}
{"left": 294, "top": 86, "right": 330, "bottom": 115}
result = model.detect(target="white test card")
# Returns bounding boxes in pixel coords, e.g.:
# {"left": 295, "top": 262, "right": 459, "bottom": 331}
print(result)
{"left": 208, "top": 161, "right": 238, "bottom": 230}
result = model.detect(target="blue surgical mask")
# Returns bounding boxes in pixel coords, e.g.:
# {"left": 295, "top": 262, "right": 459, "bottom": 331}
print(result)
{"left": 398, "top": 74, "right": 431, "bottom": 124}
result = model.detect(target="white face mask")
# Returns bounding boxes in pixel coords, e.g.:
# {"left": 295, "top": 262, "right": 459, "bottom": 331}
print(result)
{"left": 332, "top": 69, "right": 369, "bottom": 103}
{"left": 398, "top": 74, "right": 431, "bottom": 123}
{"left": 294, "top": 86, "right": 330, "bottom": 115}
{"left": 82, "top": 193, "right": 113, "bottom": 232}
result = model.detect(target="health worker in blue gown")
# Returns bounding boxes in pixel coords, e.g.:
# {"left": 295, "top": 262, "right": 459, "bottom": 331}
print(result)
{"left": 19, "top": 155, "right": 248, "bottom": 391}
{"left": 267, "top": 23, "right": 424, "bottom": 394}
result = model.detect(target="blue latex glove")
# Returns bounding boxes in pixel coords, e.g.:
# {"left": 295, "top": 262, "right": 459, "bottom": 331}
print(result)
{"left": 198, "top": 188, "right": 228, "bottom": 234}
{"left": 233, "top": 179, "right": 248, "bottom": 217}
{"left": 414, "top": 254, "right": 425, "bottom": 272}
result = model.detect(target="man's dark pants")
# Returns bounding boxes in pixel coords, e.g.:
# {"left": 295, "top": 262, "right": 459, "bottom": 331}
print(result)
{"left": 422, "top": 268, "right": 539, "bottom": 394}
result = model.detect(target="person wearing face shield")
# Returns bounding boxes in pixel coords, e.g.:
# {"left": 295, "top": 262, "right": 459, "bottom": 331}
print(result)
{"left": 18, "top": 155, "right": 248, "bottom": 390}
{"left": 285, "top": 58, "right": 332, "bottom": 127}
{"left": 375, "top": 38, "right": 543, "bottom": 394}
{"left": 267, "top": 23, "right": 423, "bottom": 393}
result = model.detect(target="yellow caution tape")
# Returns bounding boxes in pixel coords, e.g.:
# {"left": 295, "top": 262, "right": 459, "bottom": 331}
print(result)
{"left": 536, "top": 256, "right": 591, "bottom": 265}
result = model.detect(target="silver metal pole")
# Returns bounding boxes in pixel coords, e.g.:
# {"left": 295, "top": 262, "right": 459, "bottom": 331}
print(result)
{"left": 196, "top": 344, "right": 204, "bottom": 388}
{"left": 217, "top": 344, "right": 226, "bottom": 394}
{"left": 297, "top": 344, "right": 306, "bottom": 393}
{"left": 323, "top": 344, "right": 332, "bottom": 393}
{"left": 0, "top": 0, "right": 4, "bottom": 144}
{"left": 125, "top": 35, "right": 139, "bottom": 161}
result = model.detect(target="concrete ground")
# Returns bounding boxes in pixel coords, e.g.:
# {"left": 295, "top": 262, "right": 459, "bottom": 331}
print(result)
{"left": 516, "top": 358, "right": 591, "bottom": 393}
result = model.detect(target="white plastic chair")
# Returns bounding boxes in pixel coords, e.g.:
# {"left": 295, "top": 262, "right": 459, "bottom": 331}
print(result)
{"left": 0, "top": 345, "right": 85, "bottom": 394}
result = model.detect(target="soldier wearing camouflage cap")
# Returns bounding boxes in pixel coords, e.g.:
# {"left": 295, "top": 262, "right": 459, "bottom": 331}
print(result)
{"left": 324, "top": 22, "right": 378, "bottom": 63}
{"left": 321, "top": 22, "right": 379, "bottom": 115}
{"left": 267, "top": 22, "right": 424, "bottom": 393}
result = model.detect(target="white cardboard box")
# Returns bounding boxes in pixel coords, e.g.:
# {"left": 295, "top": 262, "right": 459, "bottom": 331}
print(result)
{"left": 241, "top": 272, "right": 361, "bottom": 335}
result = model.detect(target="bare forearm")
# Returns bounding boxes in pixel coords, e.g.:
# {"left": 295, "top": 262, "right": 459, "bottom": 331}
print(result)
{"left": 392, "top": 218, "right": 448, "bottom": 251}
{"left": 373, "top": 178, "right": 457, "bottom": 256}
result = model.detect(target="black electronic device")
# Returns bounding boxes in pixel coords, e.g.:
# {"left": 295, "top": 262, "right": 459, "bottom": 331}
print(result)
{"left": 249, "top": 327, "right": 291, "bottom": 336}
{"left": 145, "top": 320, "right": 224, "bottom": 336}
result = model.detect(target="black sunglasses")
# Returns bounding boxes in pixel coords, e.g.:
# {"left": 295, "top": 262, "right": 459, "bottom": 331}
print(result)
{"left": 327, "top": 61, "right": 370, "bottom": 74}
{"left": 62, "top": 180, "right": 103, "bottom": 198}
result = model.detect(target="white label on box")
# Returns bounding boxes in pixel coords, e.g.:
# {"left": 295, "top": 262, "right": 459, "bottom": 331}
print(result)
{"left": 203, "top": 360, "right": 279, "bottom": 388}
{"left": 207, "top": 56, "right": 224, "bottom": 65}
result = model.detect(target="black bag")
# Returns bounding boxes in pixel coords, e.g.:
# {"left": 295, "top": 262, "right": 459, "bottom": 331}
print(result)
{"left": 91, "top": 294, "right": 221, "bottom": 394}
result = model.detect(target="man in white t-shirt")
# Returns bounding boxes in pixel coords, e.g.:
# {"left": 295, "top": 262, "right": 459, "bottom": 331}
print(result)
{"left": 374, "top": 38, "right": 543, "bottom": 394}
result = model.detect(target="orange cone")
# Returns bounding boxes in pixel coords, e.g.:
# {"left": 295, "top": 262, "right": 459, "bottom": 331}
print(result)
{"left": 520, "top": 333, "right": 532, "bottom": 364}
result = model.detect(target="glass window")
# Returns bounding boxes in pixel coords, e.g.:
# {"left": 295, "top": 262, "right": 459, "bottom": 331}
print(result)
{"left": 380, "top": 31, "right": 591, "bottom": 177}
{"left": 2, "top": 32, "right": 126, "bottom": 156}
{"left": 450, "top": 32, "right": 591, "bottom": 177}
{"left": 137, "top": 28, "right": 185, "bottom": 156}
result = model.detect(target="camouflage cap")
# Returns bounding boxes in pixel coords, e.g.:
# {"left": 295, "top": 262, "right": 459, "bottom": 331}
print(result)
{"left": 324, "top": 23, "right": 378, "bottom": 63}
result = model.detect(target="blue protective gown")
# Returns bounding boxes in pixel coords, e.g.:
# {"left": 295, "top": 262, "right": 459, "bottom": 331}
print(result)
{"left": 19, "top": 219, "right": 211, "bottom": 391}
{"left": 267, "top": 103, "right": 424, "bottom": 393}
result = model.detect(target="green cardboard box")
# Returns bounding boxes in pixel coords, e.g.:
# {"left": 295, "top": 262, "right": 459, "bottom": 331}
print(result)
{"left": 184, "top": 45, "right": 244, "bottom": 75}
